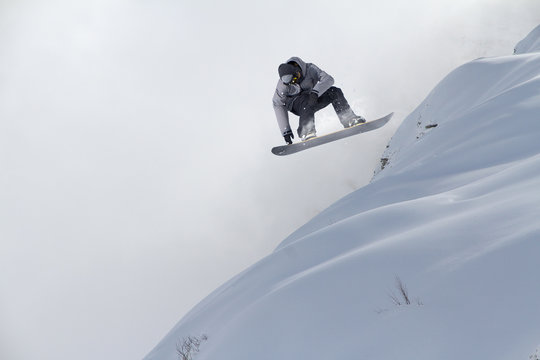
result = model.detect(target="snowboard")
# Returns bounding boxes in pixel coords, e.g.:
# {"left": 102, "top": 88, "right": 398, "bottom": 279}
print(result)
{"left": 271, "top": 112, "right": 394, "bottom": 156}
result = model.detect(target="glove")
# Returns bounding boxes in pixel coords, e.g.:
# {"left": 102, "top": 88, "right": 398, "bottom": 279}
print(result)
{"left": 283, "top": 130, "right": 294, "bottom": 145}
{"left": 308, "top": 91, "right": 318, "bottom": 106}
{"left": 287, "top": 83, "right": 301, "bottom": 96}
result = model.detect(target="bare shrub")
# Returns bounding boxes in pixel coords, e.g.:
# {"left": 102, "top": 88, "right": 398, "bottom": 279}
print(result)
{"left": 176, "top": 334, "right": 208, "bottom": 360}
{"left": 388, "top": 276, "right": 422, "bottom": 306}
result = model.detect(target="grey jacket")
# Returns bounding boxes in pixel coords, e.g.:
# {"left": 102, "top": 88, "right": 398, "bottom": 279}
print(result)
{"left": 272, "top": 56, "right": 334, "bottom": 135}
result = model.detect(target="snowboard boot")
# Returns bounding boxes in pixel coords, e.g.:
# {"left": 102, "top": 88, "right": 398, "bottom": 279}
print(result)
{"left": 338, "top": 108, "right": 366, "bottom": 128}
{"left": 348, "top": 116, "right": 366, "bottom": 127}
{"left": 301, "top": 131, "right": 317, "bottom": 142}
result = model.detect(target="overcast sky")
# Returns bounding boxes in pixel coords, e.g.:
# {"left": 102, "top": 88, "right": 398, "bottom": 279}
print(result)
{"left": 1, "top": 1, "right": 539, "bottom": 359}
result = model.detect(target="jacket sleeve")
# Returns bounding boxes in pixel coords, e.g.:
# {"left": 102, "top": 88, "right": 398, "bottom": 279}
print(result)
{"left": 272, "top": 80, "right": 293, "bottom": 135}
{"left": 310, "top": 64, "right": 334, "bottom": 96}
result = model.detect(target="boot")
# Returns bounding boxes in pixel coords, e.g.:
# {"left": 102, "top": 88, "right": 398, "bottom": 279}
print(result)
{"left": 348, "top": 115, "right": 366, "bottom": 127}
{"left": 338, "top": 108, "right": 366, "bottom": 128}
{"left": 298, "top": 117, "right": 316, "bottom": 141}
{"left": 301, "top": 131, "right": 317, "bottom": 141}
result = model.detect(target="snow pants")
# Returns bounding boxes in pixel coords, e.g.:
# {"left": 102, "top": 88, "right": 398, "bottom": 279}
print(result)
{"left": 290, "top": 86, "right": 352, "bottom": 138}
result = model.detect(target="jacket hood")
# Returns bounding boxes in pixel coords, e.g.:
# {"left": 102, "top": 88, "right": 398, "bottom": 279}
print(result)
{"left": 287, "top": 56, "right": 307, "bottom": 77}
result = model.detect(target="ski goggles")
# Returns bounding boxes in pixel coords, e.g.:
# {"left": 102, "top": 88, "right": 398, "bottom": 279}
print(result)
{"left": 281, "top": 73, "right": 299, "bottom": 85}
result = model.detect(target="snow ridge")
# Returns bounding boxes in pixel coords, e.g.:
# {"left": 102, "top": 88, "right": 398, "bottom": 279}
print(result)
{"left": 144, "top": 27, "right": 540, "bottom": 360}
{"left": 515, "top": 24, "right": 540, "bottom": 54}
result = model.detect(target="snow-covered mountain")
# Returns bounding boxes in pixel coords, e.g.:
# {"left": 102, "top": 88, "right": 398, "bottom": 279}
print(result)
{"left": 144, "top": 26, "right": 540, "bottom": 360}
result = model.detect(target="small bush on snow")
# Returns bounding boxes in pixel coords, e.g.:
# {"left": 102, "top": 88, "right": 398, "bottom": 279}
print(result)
{"left": 176, "top": 334, "right": 208, "bottom": 360}
{"left": 388, "top": 276, "right": 423, "bottom": 306}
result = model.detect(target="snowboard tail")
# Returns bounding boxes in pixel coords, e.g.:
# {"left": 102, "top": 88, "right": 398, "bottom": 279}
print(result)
{"left": 271, "top": 112, "right": 394, "bottom": 156}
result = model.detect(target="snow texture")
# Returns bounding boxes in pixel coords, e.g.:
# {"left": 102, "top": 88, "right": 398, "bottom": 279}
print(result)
{"left": 515, "top": 24, "right": 540, "bottom": 54}
{"left": 144, "top": 27, "right": 540, "bottom": 360}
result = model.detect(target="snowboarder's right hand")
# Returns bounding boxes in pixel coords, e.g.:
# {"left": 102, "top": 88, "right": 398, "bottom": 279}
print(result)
{"left": 287, "top": 83, "right": 301, "bottom": 96}
{"left": 283, "top": 130, "right": 294, "bottom": 145}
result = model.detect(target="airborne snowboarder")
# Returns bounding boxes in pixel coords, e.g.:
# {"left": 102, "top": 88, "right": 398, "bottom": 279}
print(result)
{"left": 272, "top": 56, "right": 366, "bottom": 144}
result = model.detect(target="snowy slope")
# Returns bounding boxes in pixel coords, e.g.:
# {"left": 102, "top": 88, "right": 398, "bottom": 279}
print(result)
{"left": 144, "top": 29, "right": 540, "bottom": 360}
{"left": 515, "top": 24, "right": 540, "bottom": 54}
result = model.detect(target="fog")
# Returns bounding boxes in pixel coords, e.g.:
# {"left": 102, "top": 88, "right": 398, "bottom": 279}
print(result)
{"left": 1, "top": 0, "right": 539, "bottom": 359}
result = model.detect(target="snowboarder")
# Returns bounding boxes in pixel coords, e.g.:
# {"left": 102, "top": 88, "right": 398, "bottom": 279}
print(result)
{"left": 272, "top": 56, "right": 366, "bottom": 144}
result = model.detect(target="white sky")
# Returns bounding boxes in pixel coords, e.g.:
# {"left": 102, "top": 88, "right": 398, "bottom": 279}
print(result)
{"left": 1, "top": 1, "right": 539, "bottom": 359}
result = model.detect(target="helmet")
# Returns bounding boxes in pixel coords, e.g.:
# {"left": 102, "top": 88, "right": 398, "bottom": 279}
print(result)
{"left": 278, "top": 63, "right": 300, "bottom": 84}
